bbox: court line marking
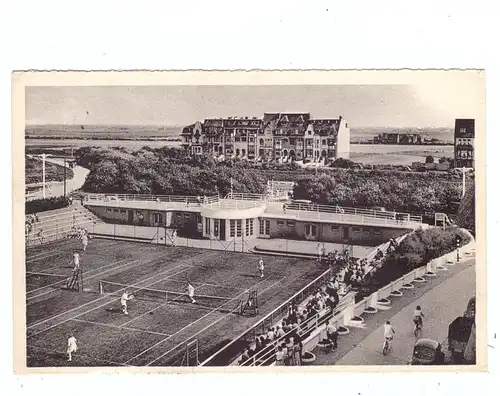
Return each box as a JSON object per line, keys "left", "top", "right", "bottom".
{"left": 26, "top": 271, "right": 69, "bottom": 278}
{"left": 28, "top": 345, "right": 130, "bottom": 367}
{"left": 70, "top": 318, "right": 171, "bottom": 337}
{"left": 26, "top": 248, "right": 175, "bottom": 298}
{"left": 119, "top": 267, "right": 246, "bottom": 328}
{"left": 143, "top": 276, "right": 288, "bottom": 366}
{"left": 27, "top": 262, "right": 193, "bottom": 333}
{"left": 125, "top": 275, "right": 282, "bottom": 365}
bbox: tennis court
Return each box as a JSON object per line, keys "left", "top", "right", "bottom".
{"left": 26, "top": 238, "right": 327, "bottom": 367}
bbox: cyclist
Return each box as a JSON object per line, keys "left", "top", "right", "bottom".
{"left": 383, "top": 321, "right": 395, "bottom": 352}
{"left": 413, "top": 305, "right": 425, "bottom": 330}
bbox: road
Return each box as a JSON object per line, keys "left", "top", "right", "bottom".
{"left": 335, "top": 262, "right": 475, "bottom": 365}
{"left": 26, "top": 157, "right": 89, "bottom": 201}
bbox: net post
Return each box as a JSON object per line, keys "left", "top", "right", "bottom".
{"left": 98, "top": 280, "right": 103, "bottom": 295}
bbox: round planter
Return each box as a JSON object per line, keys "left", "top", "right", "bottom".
{"left": 363, "top": 306, "right": 378, "bottom": 314}
{"left": 301, "top": 351, "right": 316, "bottom": 364}
{"left": 377, "top": 298, "right": 391, "bottom": 306}
{"left": 425, "top": 271, "right": 437, "bottom": 278}
{"left": 317, "top": 340, "right": 333, "bottom": 349}
{"left": 402, "top": 283, "right": 415, "bottom": 289}
{"left": 414, "top": 277, "right": 426, "bottom": 283}
{"left": 351, "top": 316, "right": 365, "bottom": 323}
{"left": 337, "top": 326, "right": 350, "bottom": 335}
{"left": 436, "top": 265, "right": 447, "bottom": 271}
{"left": 390, "top": 290, "right": 403, "bottom": 297}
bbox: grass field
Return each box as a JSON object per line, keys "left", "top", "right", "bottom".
{"left": 26, "top": 238, "right": 326, "bottom": 367}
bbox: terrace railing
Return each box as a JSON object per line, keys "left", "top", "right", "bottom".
{"left": 198, "top": 267, "right": 333, "bottom": 366}
{"left": 84, "top": 193, "right": 220, "bottom": 206}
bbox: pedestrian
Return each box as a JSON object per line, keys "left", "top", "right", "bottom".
{"left": 326, "top": 320, "right": 338, "bottom": 349}
{"left": 275, "top": 346, "right": 285, "bottom": 366}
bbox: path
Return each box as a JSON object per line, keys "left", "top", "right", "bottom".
{"left": 26, "top": 156, "right": 89, "bottom": 200}
{"left": 312, "top": 256, "right": 475, "bottom": 365}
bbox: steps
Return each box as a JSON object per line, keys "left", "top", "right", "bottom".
{"left": 26, "top": 205, "right": 104, "bottom": 247}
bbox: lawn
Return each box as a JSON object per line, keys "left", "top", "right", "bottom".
{"left": 25, "top": 157, "right": 74, "bottom": 184}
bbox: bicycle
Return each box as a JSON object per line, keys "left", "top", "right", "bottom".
{"left": 413, "top": 318, "right": 423, "bottom": 338}
{"left": 382, "top": 336, "right": 393, "bottom": 355}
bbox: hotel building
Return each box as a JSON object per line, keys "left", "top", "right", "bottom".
{"left": 181, "top": 113, "right": 350, "bottom": 162}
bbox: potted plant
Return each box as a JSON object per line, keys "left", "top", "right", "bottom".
{"left": 390, "top": 290, "right": 403, "bottom": 297}
{"left": 337, "top": 326, "right": 350, "bottom": 335}
{"left": 301, "top": 351, "right": 316, "bottom": 364}
{"left": 377, "top": 298, "right": 391, "bottom": 306}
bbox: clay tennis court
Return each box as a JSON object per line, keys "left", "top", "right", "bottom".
{"left": 25, "top": 238, "right": 327, "bottom": 367}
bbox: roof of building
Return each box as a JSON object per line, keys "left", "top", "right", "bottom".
{"left": 181, "top": 124, "right": 195, "bottom": 135}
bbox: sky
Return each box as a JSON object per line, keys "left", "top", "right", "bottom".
{"left": 25, "top": 83, "right": 484, "bottom": 128}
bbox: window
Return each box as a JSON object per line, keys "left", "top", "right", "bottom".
{"left": 113, "top": 208, "right": 119, "bottom": 213}
{"left": 230, "top": 220, "right": 236, "bottom": 237}
{"left": 205, "top": 218, "right": 211, "bottom": 235}
{"left": 249, "top": 137, "right": 254, "bottom": 143}
{"left": 242, "top": 149, "right": 246, "bottom": 156}
{"left": 241, "top": 137, "right": 247, "bottom": 142}
{"left": 277, "top": 220, "right": 285, "bottom": 226}
{"left": 176, "top": 213, "right": 182, "bottom": 218}
{"left": 120, "top": 209, "right": 126, "bottom": 214}
{"left": 236, "top": 220, "right": 242, "bottom": 237}
{"left": 353, "top": 227, "right": 361, "bottom": 233}
{"left": 286, "top": 221, "right": 295, "bottom": 227}
{"left": 259, "top": 138, "right": 264, "bottom": 145}
{"left": 331, "top": 225, "right": 339, "bottom": 231}
{"left": 259, "top": 219, "right": 265, "bottom": 234}
{"left": 322, "top": 139, "right": 327, "bottom": 146}
{"left": 214, "top": 219, "right": 219, "bottom": 236}
{"left": 374, "top": 229, "right": 381, "bottom": 235}
{"left": 153, "top": 213, "right": 162, "bottom": 224}
{"left": 460, "top": 128, "right": 466, "bottom": 134}
{"left": 183, "top": 213, "right": 191, "bottom": 219}
{"left": 106, "top": 208, "right": 112, "bottom": 213}
{"left": 363, "top": 227, "right": 370, "bottom": 234}
{"left": 245, "top": 219, "right": 253, "bottom": 236}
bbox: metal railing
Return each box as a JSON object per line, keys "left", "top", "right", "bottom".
{"left": 238, "top": 298, "right": 351, "bottom": 366}
{"left": 202, "top": 199, "right": 265, "bottom": 211}
{"left": 198, "top": 267, "right": 333, "bottom": 366}
{"left": 84, "top": 193, "right": 219, "bottom": 206}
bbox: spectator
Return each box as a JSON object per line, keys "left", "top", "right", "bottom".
{"left": 267, "top": 327, "right": 275, "bottom": 341}
{"left": 286, "top": 337, "right": 295, "bottom": 365}
{"left": 275, "top": 346, "right": 285, "bottom": 366}
{"left": 276, "top": 325, "right": 286, "bottom": 339}
{"left": 326, "top": 320, "right": 338, "bottom": 349}
{"left": 293, "top": 338, "right": 302, "bottom": 366}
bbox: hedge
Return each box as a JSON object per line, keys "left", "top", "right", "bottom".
{"left": 25, "top": 196, "right": 70, "bottom": 214}
{"left": 357, "top": 226, "right": 472, "bottom": 300}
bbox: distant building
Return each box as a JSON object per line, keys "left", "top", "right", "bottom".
{"left": 181, "top": 113, "right": 350, "bottom": 162}
{"left": 374, "top": 133, "right": 423, "bottom": 145}
{"left": 454, "top": 119, "right": 475, "bottom": 168}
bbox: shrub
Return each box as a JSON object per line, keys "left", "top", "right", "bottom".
{"left": 25, "top": 196, "right": 70, "bottom": 214}
{"left": 425, "top": 155, "right": 435, "bottom": 164}
{"left": 369, "top": 226, "right": 471, "bottom": 290}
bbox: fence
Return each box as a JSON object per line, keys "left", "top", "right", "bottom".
{"left": 198, "top": 267, "right": 335, "bottom": 366}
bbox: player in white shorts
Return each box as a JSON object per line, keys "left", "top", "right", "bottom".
{"left": 81, "top": 233, "right": 88, "bottom": 252}
{"left": 258, "top": 258, "right": 264, "bottom": 278}
{"left": 187, "top": 282, "right": 196, "bottom": 303}
{"left": 121, "top": 290, "right": 133, "bottom": 315}
{"left": 66, "top": 333, "right": 78, "bottom": 361}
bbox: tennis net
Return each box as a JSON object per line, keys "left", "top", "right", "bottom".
{"left": 26, "top": 271, "right": 71, "bottom": 291}
{"left": 99, "top": 280, "right": 243, "bottom": 313}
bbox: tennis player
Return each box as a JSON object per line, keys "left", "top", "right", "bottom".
{"left": 258, "top": 258, "right": 264, "bottom": 278}
{"left": 187, "top": 282, "right": 196, "bottom": 303}
{"left": 81, "top": 232, "right": 88, "bottom": 252}
{"left": 66, "top": 333, "right": 78, "bottom": 362}
{"left": 67, "top": 252, "right": 81, "bottom": 290}
{"left": 172, "top": 229, "right": 177, "bottom": 247}
{"left": 121, "top": 290, "right": 133, "bottom": 315}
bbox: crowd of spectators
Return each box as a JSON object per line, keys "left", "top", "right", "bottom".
{"left": 236, "top": 239, "right": 401, "bottom": 366}
{"left": 25, "top": 213, "right": 40, "bottom": 235}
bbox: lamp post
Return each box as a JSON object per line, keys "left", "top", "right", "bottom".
{"left": 41, "top": 153, "right": 47, "bottom": 199}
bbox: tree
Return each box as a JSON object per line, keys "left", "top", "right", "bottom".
{"left": 456, "top": 184, "right": 475, "bottom": 235}
{"left": 425, "top": 155, "right": 435, "bottom": 164}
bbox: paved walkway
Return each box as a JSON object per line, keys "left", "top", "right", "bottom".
{"left": 26, "top": 157, "right": 89, "bottom": 201}
{"left": 312, "top": 255, "right": 475, "bottom": 365}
